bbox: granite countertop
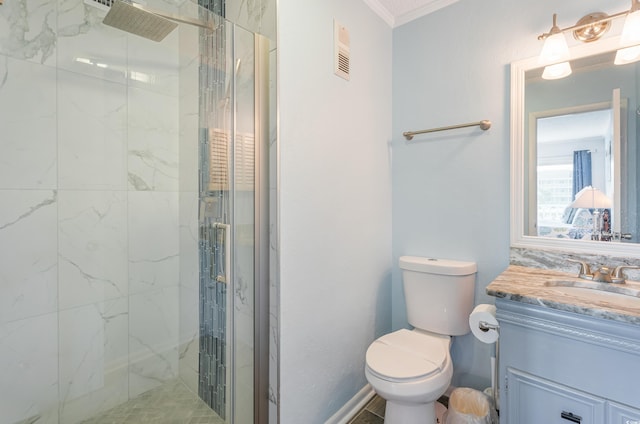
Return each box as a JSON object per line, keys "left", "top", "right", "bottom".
{"left": 487, "top": 265, "right": 640, "bottom": 325}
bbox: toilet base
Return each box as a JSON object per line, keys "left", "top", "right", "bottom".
{"left": 384, "top": 399, "right": 437, "bottom": 424}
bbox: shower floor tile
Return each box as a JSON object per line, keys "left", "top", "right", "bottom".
{"left": 80, "top": 379, "right": 224, "bottom": 424}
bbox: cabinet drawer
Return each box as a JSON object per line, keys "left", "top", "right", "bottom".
{"left": 609, "top": 402, "right": 640, "bottom": 424}
{"left": 507, "top": 368, "right": 606, "bottom": 424}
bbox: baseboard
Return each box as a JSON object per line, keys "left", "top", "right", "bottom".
{"left": 325, "top": 384, "right": 376, "bottom": 424}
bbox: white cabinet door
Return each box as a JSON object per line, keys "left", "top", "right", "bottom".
{"left": 506, "top": 368, "right": 606, "bottom": 424}
{"left": 608, "top": 402, "right": 640, "bottom": 424}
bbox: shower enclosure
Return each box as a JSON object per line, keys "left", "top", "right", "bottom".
{"left": 0, "top": 0, "right": 270, "bottom": 422}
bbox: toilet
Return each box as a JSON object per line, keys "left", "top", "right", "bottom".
{"left": 365, "top": 256, "right": 476, "bottom": 424}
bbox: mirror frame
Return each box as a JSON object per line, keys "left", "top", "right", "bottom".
{"left": 510, "top": 36, "right": 640, "bottom": 259}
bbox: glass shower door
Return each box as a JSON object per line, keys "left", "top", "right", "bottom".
{"left": 0, "top": 0, "right": 268, "bottom": 420}
{"left": 198, "top": 19, "right": 270, "bottom": 423}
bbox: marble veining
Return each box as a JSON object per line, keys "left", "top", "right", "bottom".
{"left": 226, "top": 0, "right": 273, "bottom": 39}
{"left": 487, "top": 264, "right": 640, "bottom": 325}
{"left": 0, "top": 190, "right": 56, "bottom": 230}
{"left": 510, "top": 246, "right": 640, "bottom": 280}
{"left": 58, "top": 190, "right": 128, "bottom": 309}
{"left": 0, "top": 190, "right": 58, "bottom": 324}
{"left": 0, "top": 0, "right": 57, "bottom": 65}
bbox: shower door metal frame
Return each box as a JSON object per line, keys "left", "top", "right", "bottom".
{"left": 253, "top": 33, "right": 270, "bottom": 424}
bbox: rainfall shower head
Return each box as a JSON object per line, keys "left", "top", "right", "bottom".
{"left": 103, "top": 0, "right": 178, "bottom": 42}
{"left": 102, "top": 0, "right": 216, "bottom": 42}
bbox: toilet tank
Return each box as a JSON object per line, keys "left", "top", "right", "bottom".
{"left": 400, "top": 256, "right": 477, "bottom": 336}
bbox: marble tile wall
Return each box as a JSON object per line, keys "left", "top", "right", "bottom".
{"left": 0, "top": 0, "right": 190, "bottom": 421}
{"left": 1, "top": 0, "right": 277, "bottom": 421}
{"left": 225, "top": 0, "right": 276, "bottom": 43}
{"left": 177, "top": 5, "right": 200, "bottom": 396}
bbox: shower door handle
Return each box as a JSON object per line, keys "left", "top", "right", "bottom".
{"left": 214, "top": 223, "right": 230, "bottom": 284}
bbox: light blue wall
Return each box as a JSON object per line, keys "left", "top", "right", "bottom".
{"left": 391, "top": 0, "right": 630, "bottom": 389}
{"left": 278, "top": 0, "right": 392, "bottom": 422}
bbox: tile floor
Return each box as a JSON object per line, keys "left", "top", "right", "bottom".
{"left": 77, "top": 380, "right": 453, "bottom": 424}
{"left": 79, "top": 379, "right": 224, "bottom": 424}
{"left": 348, "top": 395, "right": 450, "bottom": 424}
{"left": 347, "top": 395, "right": 386, "bottom": 424}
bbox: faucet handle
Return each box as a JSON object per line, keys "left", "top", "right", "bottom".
{"left": 568, "top": 259, "right": 591, "bottom": 276}
{"left": 612, "top": 265, "right": 640, "bottom": 279}
{"left": 598, "top": 266, "right": 612, "bottom": 276}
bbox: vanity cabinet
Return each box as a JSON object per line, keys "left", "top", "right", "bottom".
{"left": 495, "top": 299, "right": 640, "bottom": 424}
{"left": 609, "top": 402, "right": 640, "bottom": 424}
{"left": 506, "top": 368, "right": 606, "bottom": 424}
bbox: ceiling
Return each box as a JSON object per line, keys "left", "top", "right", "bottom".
{"left": 362, "top": 0, "right": 459, "bottom": 27}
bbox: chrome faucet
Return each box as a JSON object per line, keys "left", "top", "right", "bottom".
{"left": 569, "top": 259, "right": 639, "bottom": 284}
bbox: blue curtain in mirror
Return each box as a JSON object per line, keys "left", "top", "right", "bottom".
{"left": 572, "top": 150, "right": 592, "bottom": 199}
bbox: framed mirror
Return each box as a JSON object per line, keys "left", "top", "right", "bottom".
{"left": 511, "top": 37, "right": 640, "bottom": 258}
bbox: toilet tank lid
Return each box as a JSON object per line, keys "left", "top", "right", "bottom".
{"left": 399, "top": 256, "right": 477, "bottom": 275}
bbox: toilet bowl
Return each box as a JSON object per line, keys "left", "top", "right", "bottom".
{"left": 365, "top": 256, "right": 477, "bottom": 424}
{"left": 365, "top": 329, "right": 452, "bottom": 423}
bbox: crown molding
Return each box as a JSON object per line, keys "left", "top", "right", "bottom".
{"left": 394, "top": 0, "right": 459, "bottom": 27}
{"left": 362, "top": 0, "right": 459, "bottom": 28}
{"left": 361, "top": 0, "right": 395, "bottom": 27}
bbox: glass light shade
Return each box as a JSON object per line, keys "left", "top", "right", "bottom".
{"left": 542, "top": 62, "right": 572, "bottom": 80}
{"left": 615, "top": 9, "right": 640, "bottom": 65}
{"left": 539, "top": 32, "right": 570, "bottom": 64}
{"left": 570, "top": 186, "right": 613, "bottom": 209}
{"left": 620, "top": 9, "right": 640, "bottom": 47}
{"left": 615, "top": 45, "right": 640, "bottom": 64}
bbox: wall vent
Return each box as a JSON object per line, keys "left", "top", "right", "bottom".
{"left": 334, "top": 20, "right": 350, "bottom": 81}
{"left": 84, "top": 0, "right": 146, "bottom": 12}
{"left": 84, "top": 0, "right": 115, "bottom": 12}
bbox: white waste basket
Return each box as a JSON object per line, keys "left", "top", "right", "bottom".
{"left": 443, "top": 387, "right": 496, "bottom": 424}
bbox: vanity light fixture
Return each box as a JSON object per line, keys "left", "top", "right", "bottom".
{"left": 538, "top": 0, "right": 640, "bottom": 78}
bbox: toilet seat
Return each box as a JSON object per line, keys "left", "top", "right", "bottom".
{"left": 366, "top": 329, "right": 449, "bottom": 382}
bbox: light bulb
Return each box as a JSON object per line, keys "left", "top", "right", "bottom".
{"left": 542, "top": 62, "right": 572, "bottom": 80}
{"left": 615, "top": 45, "right": 640, "bottom": 64}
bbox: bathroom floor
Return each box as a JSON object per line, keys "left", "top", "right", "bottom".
{"left": 347, "top": 395, "right": 386, "bottom": 424}
{"left": 348, "top": 395, "right": 449, "bottom": 424}
{"left": 79, "top": 379, "right": 224, "bottom": 424}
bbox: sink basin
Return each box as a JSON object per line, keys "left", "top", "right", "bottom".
{"left": 544, "top": 279, "right": 640, "bottom": 308}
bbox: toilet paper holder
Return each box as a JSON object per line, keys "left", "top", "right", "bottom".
{"left": 477, "top": 319, "right": 500, "bottom": 413}
{"left": 478, "top": 320, "right": 499, "bottom": 332}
